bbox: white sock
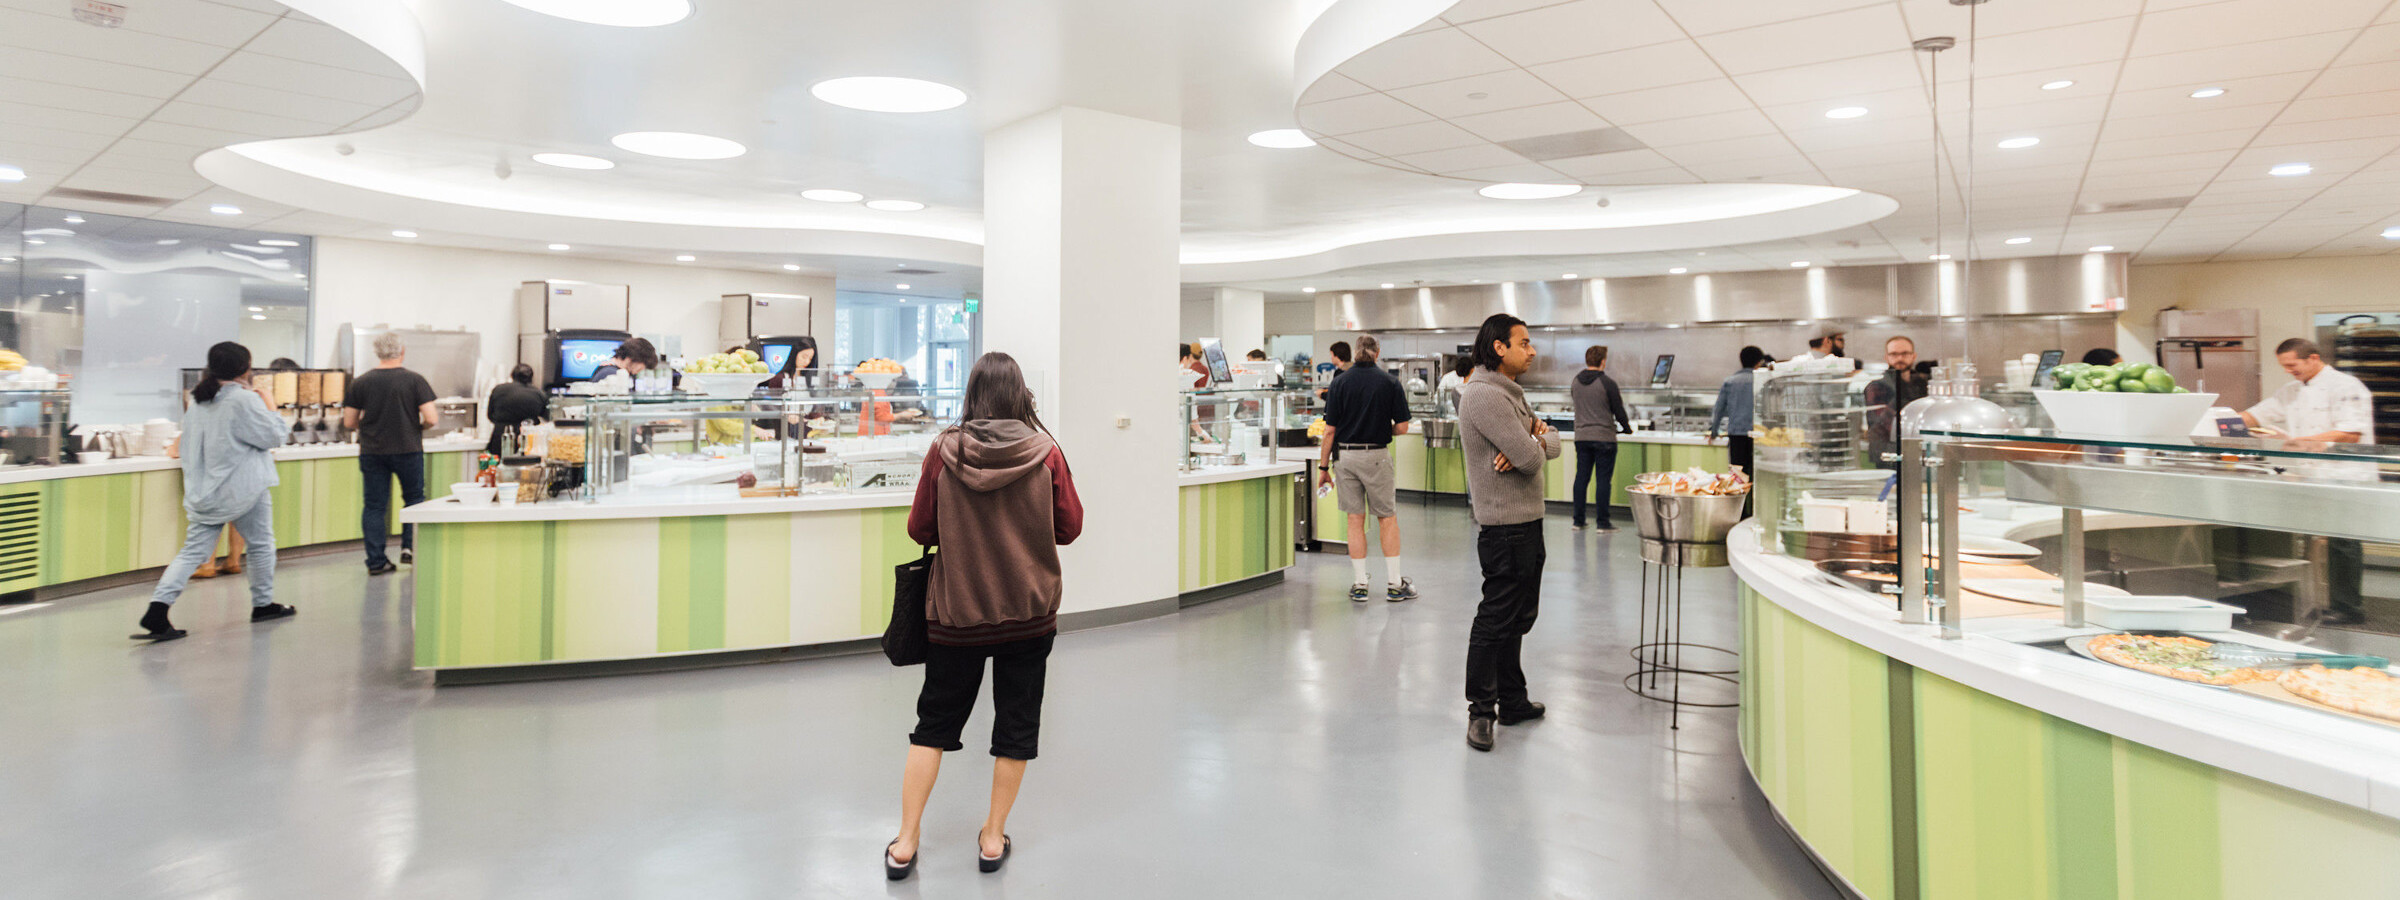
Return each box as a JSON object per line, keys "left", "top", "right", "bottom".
{"left": 1351, "top": 557, "right": 1369, "bottom": 584}
{"left": 1386, "top": 556, "right": 1404, "bottom": 585}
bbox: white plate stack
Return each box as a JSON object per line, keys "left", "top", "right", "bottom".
{"left": 141, "top": 420, "right": 178, "bottom": 456}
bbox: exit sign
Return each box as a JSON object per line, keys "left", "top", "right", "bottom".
{"left": 963, "top": 298, "right": 980, "bottom": 313}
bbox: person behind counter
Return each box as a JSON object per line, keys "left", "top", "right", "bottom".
{"left": 135, "top": 341, "right": 295, "bottom": 641}
{"left": 1863, "top": 335, "right": 1926, "bottom": 469}
{"left": 1457, "top": 313, "right": 1560, "bottom": 752}
{"left": 1568, "top": 346, "right": 1632, "bottom": 533}
{"left": 887, "top": 351, "right": 1084, "bottom": 881}
{"left": 485, "top": 364, "right": 548, "bottom": 455}
{"left": 589, "top": 337, "right": 662, "bottom": 392}
{"left": 1319, "top": 334, "right": 1416, "bottom": 602}
{"left": 344, "top": 332, "right": 436, "bottom": 575}
{"left": 1315, "top": 340, "right": 1353, "bottom": 401}
{"left": 1709, "top": 346, "right": 1770, "bottom": 477}
{"left": 2082, "top": 348, "right": 2122, "bottom": 367}
{"left": 2243, "top": 338, "right": 2377, "bottom": 626}
{"left": 1178, "top": 343, "right": 1208, "bottom": 389}
{"left": 1245, "top": 349, "right": 1267, "bottom": 361}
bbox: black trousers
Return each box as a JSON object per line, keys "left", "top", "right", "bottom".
{"left": 1727, "top": 435, "right": 1754, "bottom": 477}
{"left": 1466, "top": 521, "right": 1545, "bottom": 720}
{"left": 909, "top": 632, "right": 1055, "bottom": 760}
{"left": 1570, "top": 441, "right": 1618, "bottom": 528}
{"left": 359, "top": 452, "right": 425, "bottom": 569}
{"left": 2329, "top": 537, "right": 2365, "bottom": 619}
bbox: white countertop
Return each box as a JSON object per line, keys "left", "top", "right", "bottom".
{"left": 0, "top": 435, "right": 486, "bottom": 486}
{"left": 1177, "top": 460, "right": 1304, "bottom": 487}
{"left": 1731, "top": 521, "right": 2400, "bottom": 820}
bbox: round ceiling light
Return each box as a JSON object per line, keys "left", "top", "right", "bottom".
{"left": 532, "top": 152, "right": 615, "bottom": 170}
{"left": 610, "top": 131, "right": 746, "bottom": 160}
{"left": 2382, "top": 226, "right": 2400, "bottom": 240}
{"left": 2269, "top": 162, "right": 2312, "bottom": 177}
{"left": 809, "top": 76, "right": 968, "bottom": 113}
{"left": 1996, "top": 136, "right": 2041, "bottom": 149}
{"left": 801, "top": 189, "right": 864, "bottom": 203}
{"left": 865, "top": 199, "right": 925, "bottom": 212}
{"left": 1477, "top": 183, "right": 1582, "bottom": 200}
{"left": 1823, "top": 106, "right": 1868, "bottom": 119}
{"left": 498, "top": 0, "right": 691, "bottom": 27}
{"left": 0, "top": 164, "right": 23, "bottom": 182}
{"left": 2041, "top": 80, "right": 2075, "bottom": 91}
{"left": 2189, "top": 87, "right": 2226, "bottom": 99}
{"left": 2004, "top": 236, "right": 2033, "bottom": 245}
{"left": 1247, "top": 129, "right": 1316, "bottom": 148}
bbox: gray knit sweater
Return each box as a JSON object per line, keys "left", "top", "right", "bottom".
{"left": 1460, "top": 366, "right": 1562, "bottom": 526}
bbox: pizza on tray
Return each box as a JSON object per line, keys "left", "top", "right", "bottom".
{"left": 2278, "top": 665, "right": 2400, "bottom": 723}
{"left": 2085, "top": 634, "right": 2277, "bottom": 686}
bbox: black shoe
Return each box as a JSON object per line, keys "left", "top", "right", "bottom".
{"left": 401, "top": 549, "right": 413, "bottom": 565}
{"left": 2322, "top": 608, "right": 2368, "bottom": 627}
{"left": 367, "top": 562, "right": 399, "bottom": 576}
{"left": 251, "top": 603, "right": 297, "bottom": 622}
{"left": 1467, "top": 717, "right": 1495, "bottom": 751}
{"left": 884, "top": 840, "right": 915, "bottom": 881}
{"left": 977, "top": 833, "right": 1011, "bottom": 873}
{"left": 131, "top": 601, "right": 187, "bottom": 642}
{"left": 1499, "top": 702, "right": 1546, "bottom": 725}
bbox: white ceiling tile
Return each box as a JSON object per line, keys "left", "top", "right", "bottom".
{"left": 1439, "top": 0, "right": 1579, "bottom": 25}
{"left": 2131, "top": 0, "right": 2386, "bottom": 57}
{"left": 2253, "top": 115, "right": 2400, "bottom": 146}
{"left": 101, "top": 0, "right": 277, "bottom": 48}
{"left": 1299, "top": 92, "right": 1435, "bottom": 136}
{"left": 1529, "top": 41, "right": 1725, "bottom": 99}
{"left": 2116, "top": 32, "right": 2352, "bottom": 91}
{"left": 203, "top": 0, "right": 292, "bottom": 15}
{"left": 1545, "top": 149, "right": 1678, "bottom": 178}
{"left": 2092, "top": 129, "right": 2257, "bottom": 160}
{"left": 1693, "top": 5, "right": 1914, "bottom": 76}
{"left": 1895, "top": 0, "right": 2145, "bottom": 39}
{"left": 0, "top": 6, "right": 231, "bottom": 76}
{"left": 147, "top": 102, "right": 324, "bottom": 140}
{"left": 1386, "top": 69, "right": 1571, "bottom": 119}
{"left": 178, "top": 77, "right": 382, "bottom": 125}
{"left": 2304, "top": 60, "right": 2400, "bottom": 100}
{"left": 0, "top": 45, "right": 198, "bottom": 99}
{"left": 1619, "top": 109, "right": 1777, "bottom": 148}
{"left": 1578, "top": 166, "right": 1697, "bottom": 186}
{"left": 1577, "top": 80, "right": 1756, "bottom": 126}
{"left": 1448, "top": 100, "right": 1610, "bottom": 142}
{"left": 1449, "top": 161, "right": 1584, "bottom": 183}
{"left": 58, "top": 165, "right": 210, "bottom": 199}
{"left": 121, "top": 120, "right": 258, "bottom": 151}
{"left": 1785, "top": 116, "right": 1935, "bottom": 154}
{"left": 1732, "top": 51, "right": 1922, "bottom": 108}
{"left": 2100, "top": 103, "right": 2283, "bottom": 141}
{"left": 0, "top": 142, "right": 99, "bottom": 168}
{"left": 1458, "top": 1, "right": 1688, "bottom": 67}
{"left": 2085, "top": 150, "right": 2237, "bottom": 175}
{"left": 1654, "top": 0, "right": 1885, "bottom": 36}
{"left": 239, "top": 17, "right": 401, "bottom": 76}
{"left": 1758, "top": 87, "right": 1927, "bottom": 133}
{"left": 1387, "top": 143, "right": 1534, "bottom": 176}
{"left": 1930, "top": 18, "right": 2138, "bottom": 80}
{"left": 2227, "top": 136, "right": 2400, "bottom": 166}
{"left": 2278, "top": 91, "right": 2400, "bottom": 124}
{"left": 0, "top": 75, "right": 161, "bottom": 119}
{"left": 2104, "top": 73, "right": 2317, "bottom": 119}
{"left": 1683, "top": 158, "right": 1821, "bottom": 182}
{"left": 90, "top": 138, "right": 207, "bottom": 167}
{"left": 1332, "top": 26, "right": 1517, "bottom": 90}
{"left": 1298, "top": 73, "right": 1374, "bottom": 105}
{"left": 203, "top": 53, "right": 418, "bottom": 107}
{"left": 1332, "top": 120, "right": 1486, "bottom": 157}
{"left": 1654, "top": 134, "right": 1801, "bottom": 166}
{"left": 0, "top": 99, "right": 138, "bottom": 140}
{"left": 2336, "top": 23, "right": 2400, "bottom": 66}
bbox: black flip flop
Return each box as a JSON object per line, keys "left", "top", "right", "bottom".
{"left": 978, "top": 834, "right": 1011, "bottom": 874}
{"left": 884, "top": 839, "right": 915, "bottom": 881}
{"left": 129, "top": 629, "right": 188, "bottom": 642}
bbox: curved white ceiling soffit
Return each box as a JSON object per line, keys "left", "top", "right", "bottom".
{"left": 276, "top": 0, "right": 427, "bottom": 88}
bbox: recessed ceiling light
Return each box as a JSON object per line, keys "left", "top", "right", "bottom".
{"left": 609, "top": 131, "right": 746, "bottom": 160}
{"left": 895, "top": 283, "right": 910, "bottom": 290}
{"left": 156, "top": 239, "right": 180, "bottom": 245}
{"left": 783, "top": 264, "right": 801, "bottom": 271}
{"left": 531, "top": 152, "right": 615, "bottom": 170}
{"left": 1247, "top": 129, "right": 1316, "bottom": 149}
{"left": 2189, "top": 87, "right": 2226, "bottom": 99}
{"left": 801, "top": 189, "right": 863, "bottom": 203}
{"left": 1996, "top": 137, "right": 2040, "bottom": 150}
{"left": 246, "top": 306, "right": 263, "bottom": 312}
{"left": 63, "top": 274, "right": 77, "bottom": 280}
{"left": 1929, "top": 253, "right": 1950, "bottom": 260}
{"left": 1668, "top": 267, "right": 1688, "bottom": 274}
{"left": 391, "top": 230, "right": 417, "bottom": 238}
{"left": 2381, "top": 226, "right": 2400, "bottom": 240}
{"left": 1302, "top": 287, "right": 1317, "bottom": 293}
{"left": 1824, "top": 106, "right": 1868, "bottom": 119}
{"left": 1380, "top": 283, "right": 1395, "bottom": 289}
{"left": 2269, "top": 162, "right": 2312, "bottom": 176}
{"left": 2088, "top": 245, "right": 2115, "bottom": 252}
{"left": 675, "top": 254, "right": 695, "bottom": 262}
{"left": 498, "top": 0, "right": 690, "bottom": 27}
{"left": 548, "top": 243, "right": 570, "bottom": 251}
{"left": 257, "top": 239, "right": 298, "bottom": 247}
{"left": 2041, "top": 80, "right": 2075, "bottom": 91}
{"left": 0, "top": 165, "right": 23, "bottom": 182}
{"left": 1478, "top": 183, "right": 1582, "bottom": 200}
{"left": 1561, "top": 273, "right": 1578, "bottom": 279}
{"left": 250, "top": 314, "right": 265, "bottom": 320}
{"left": 809, "top": 76, "right": 968, "bottom": 113}
{"left": 864, "top": 199, "right": 925, "bottom": 212}
{"left": 24, "top": 239, "right": 42, "bottom": 245}
{"left": 209, "top": 204, "right": 243, "bottom": 215}
{"left": 1789, "top": 261, "right": 1810, "bottom": 268}
{"left": 61, "top": 216, "right": 82, "bottom": 224}
{"left": 2005, "top": 236, "right": 2033, "bottom": 245}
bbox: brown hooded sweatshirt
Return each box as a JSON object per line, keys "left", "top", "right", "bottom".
{"left": 906, "top": 419, "right": 1084, "bottom": 645}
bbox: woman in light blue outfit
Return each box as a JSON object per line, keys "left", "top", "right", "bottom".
{"left": 134, "top": 342, "right": 294, "bottom": 641}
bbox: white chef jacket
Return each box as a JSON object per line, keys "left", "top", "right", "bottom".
{"left": 2248, "top": 365, "right": 2377, "bottom": 480}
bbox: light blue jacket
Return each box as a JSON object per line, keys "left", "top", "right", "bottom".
{"left": 1711, "top": 369, "right": 1759, "bottom": 437}
{"left": 180, "top": 383, "right": 286, "bottom": 524}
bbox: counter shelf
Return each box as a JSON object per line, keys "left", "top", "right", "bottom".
{"left": 0, "top": 389, "right": 70, "bottom": 469}
{"left": 1180, "top": 387, "right": 1287, "bottom": 471}
{"left": 1753, "top": 372, "right": 1882, "bottom": 562}
{"left": 575, "top": 390, "right": 961, "bottom": 502}
{"left": 1619, "top": 386, "right": 1720, "bottom": 435}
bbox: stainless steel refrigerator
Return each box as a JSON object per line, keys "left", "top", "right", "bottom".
{"left": 2156, "top": 309, "right": 2258, "bottom": 412}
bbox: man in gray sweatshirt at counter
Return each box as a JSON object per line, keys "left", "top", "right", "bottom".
{"left": 1457, "top": 313, "right": 1561, "bottom": 752}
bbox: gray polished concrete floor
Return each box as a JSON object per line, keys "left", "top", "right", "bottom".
{"left": 0, "top": 500, "right": 1836, "bottom": 899}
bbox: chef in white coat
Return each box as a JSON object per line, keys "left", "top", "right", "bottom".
{"left": 2241, "top": 337, "right": 2377, "bottom": 625}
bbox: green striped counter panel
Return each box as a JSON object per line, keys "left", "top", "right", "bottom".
{"left": 1177, "top": 473, "right": 1295, "bottom": 594}
{"left": 1738, "top": 585, "right": 2400, "bottom": 899}
{"left": 33, "top": 450, "right": 470, "bottom": 593}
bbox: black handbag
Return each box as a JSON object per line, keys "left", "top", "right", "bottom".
{"left": 883, "top": 551, "right": 934, "bottom": 666}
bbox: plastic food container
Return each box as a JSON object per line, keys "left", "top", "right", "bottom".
{"left": 449, "top": 483, "right": 498, "bottom": 504}
{"left": 2084, "top": 595, "right": 2240, "bottom": 632}
{"left": 2032, "top": 390, "right": 2218, "bottom": 438}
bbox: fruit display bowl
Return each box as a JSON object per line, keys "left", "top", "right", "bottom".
{"left": 2032, "top": 390, "right": 2218, "bottom": 438}
{"left": 853, "top": 371, "right": 900, "bottom": 390}
{"left": 676, "top": 372, "right": 772, "bottom": 397}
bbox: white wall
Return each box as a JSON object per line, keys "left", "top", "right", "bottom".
{"left": 1265, "top": 299, "right": 1314, "bottom": 336}
{"left": 311, "top": 238, "right": 834, "bottom": 379}
{"left": 2126, "top": 256, "right": 2400, "bottom": 395}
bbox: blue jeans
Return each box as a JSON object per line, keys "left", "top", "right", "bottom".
{"left": 152, "top": 495, "right": 275, "bottom": 607}
{"left": 1570, "top": 440, "right": 1618, "bottom": 527}
{"left": 360, "top": 452, "right": 425, "bottom": 568}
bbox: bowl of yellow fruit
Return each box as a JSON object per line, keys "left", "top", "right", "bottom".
{"left": 678, "top": 349, "right": 774, "bottom": 396}
{"left": 853, "top": 358, "right": 904, "bottom": 390}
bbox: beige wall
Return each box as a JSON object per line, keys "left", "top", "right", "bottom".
{"left": 312, "top": 238, "right": 835, "bottom": 386}
{"left": 2126, "top": 255, "right": 2400, "bottom": 395}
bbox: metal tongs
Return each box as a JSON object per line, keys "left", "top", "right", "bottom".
{"left": 2205, "top": 646, "right": 2388, "bottom": 670}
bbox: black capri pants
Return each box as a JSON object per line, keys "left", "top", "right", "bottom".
{"left": 908, "top": 632, "right": 1056, "bottom": 760}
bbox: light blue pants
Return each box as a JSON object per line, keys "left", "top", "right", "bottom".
{"left": 151, "top": 495, "right": 275, "bottom": 607}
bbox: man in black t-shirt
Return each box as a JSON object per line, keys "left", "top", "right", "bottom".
{"left": 1317, "top": 335, "right": 1416, "bottom": 602}
{"left": 343, "top": 332, "right": 437, "bottom": 575}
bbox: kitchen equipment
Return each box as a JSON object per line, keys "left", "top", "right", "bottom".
{"left": 428, "top": 399, "right": 478, "bottom": 439}
{"left": 2157, "top": 309, "right": 2258, "bottom": 412}
{"left": 720, "top": 293, "right": 813, "bottom": 350}
{"left": 335, "top": 325, "right": 483, "bottom": 400}
{"left": 2032, "top": 390, "right": 2218, "bottom": 437}
{"left": 1419, "top": 417, "right": 1461, "bottom": 449}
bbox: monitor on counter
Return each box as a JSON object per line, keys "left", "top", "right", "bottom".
{"left": 558, "top": 338, "right": 619, "bottom": 381}
{"left": 1650, "top": 354, "right": 1675, "bottom": 387}
{"left": 2032, "top": 349, "right": 2064, "bottom": 388}
{"left": 1199, "top": 338, "right": 1233, "bottom": 384}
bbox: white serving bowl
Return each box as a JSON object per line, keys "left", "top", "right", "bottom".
{"left": 2032, "top": 390, "right": 2218, "bottom": 438}
{"left": 676, "top": 372, "right": 772, "bottom": 397}
{"left": 449, "top": 483, "right": 498, "bottom": 504}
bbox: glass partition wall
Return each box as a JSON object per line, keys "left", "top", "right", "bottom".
{"left": 1, "top": 202, "right": 312, "bottom": 427}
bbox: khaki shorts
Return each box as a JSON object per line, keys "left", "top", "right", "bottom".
{"left": 1334, "top": 448, "right": 1397, "bottom": 519}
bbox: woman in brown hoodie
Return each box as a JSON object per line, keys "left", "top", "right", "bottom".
{"left": 886, "top": 352, "right": 1084, "bottom": 880}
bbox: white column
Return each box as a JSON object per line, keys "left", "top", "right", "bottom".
{"left": 1212, "top": 287, "right": 1265, "bottom": 358}
{"left": 982, "top": 106, "right": 1182, "bottom": 614}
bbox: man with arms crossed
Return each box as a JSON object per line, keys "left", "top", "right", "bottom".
{"left": 2243, "top": 338, "right": 2377, "bottom": 626}
{"left": 1318, "top": 335, "right": 1416, "bottom": 602}
{"left": 1457, "top": 314, "right": 1560, "bottom": 751}
{"left": 343, "top": 333, "right": 438, "bottom": 575}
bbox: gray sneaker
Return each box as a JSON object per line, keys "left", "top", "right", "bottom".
{"left": 1387, "top": 579, "right": 1418, "bottom": 602}
{"left": 1350, "top": 583, "right": 1370, "bottom": 602}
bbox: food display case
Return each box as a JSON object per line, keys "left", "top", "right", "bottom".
{"left": 1618, "top": 386, "right": 1718, "bottom": 434}
{"left": 1751, "top": 372, "right": 1884, "bottom": 563}
{"left": 1181, "top": 387, "right": 1285, "bottom": 469}
{"left": 0, "top": 389, "right": 70, "bottom": 467}
{"left": 576, "top": 380, "right": 962, "bottom": 501}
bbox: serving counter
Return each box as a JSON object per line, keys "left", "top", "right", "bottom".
{"left": 1297, "top": 430, "right": 1728, "bottom": 545}
{"left": 2, "top": 436, "right": 480, "bottom": 596}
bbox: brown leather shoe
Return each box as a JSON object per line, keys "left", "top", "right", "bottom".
{"left": 220, "top": 556, "right": 242, "bottom": 574}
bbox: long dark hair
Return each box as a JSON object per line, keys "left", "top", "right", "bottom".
{"left": 776, "top": 336, "right": 819, "bottom": 380}
{"left": 193, "top": 341, "right": 253, "bottom": 403}
{"left": 955, "top": 351, "right": 1044, "bottom": 433}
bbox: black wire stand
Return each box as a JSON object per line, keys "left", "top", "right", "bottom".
{"left": 1624, "top": 536, "right": 1739, "bottom": 729}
